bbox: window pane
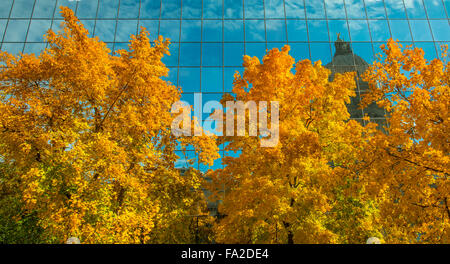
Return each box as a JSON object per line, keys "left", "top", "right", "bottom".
{"left": 245, "top": 42, "right": 266, "bottom": 59}
{"left": 289, "top": 43, "right": 310, "bottom": 62}
{"left": 180, "top": 43, "right": 201, "bottom": 66}
{"left": 95, "top": 20, "right": 117, "bottom": 42}
{"left": 287, "top": 20, "right": 308, "bottom": 42}
{"left": 429, "top": 20, "right": 450, "bottom": 41}
{"left": 161, "top": 0, "right": 181, "bottom": 19}
{"left": 365, "top": 0, "right": 386, "bottom": 18}
{"left": 325, "top": 0, "right": 346, "bottom": 19}
{"left": 141, "top": 0, "right": 161, "bottom": 18}
{"left": 352, "top": 42, "right": 374, "bottom": 64}
{"left": 11, "top": 0, "right": 34, "bottom": 18}
{"left": 224, "top": 67, "right": 243, "bottom": 92}
{"left": 203, "top": 20, "right": 222, "bottom": 42}
{"left": 163, "top": 67, "right": 178, "bottom": 85}
{"left": 224, "top": 0, "right": 243, "bottom": 18}
{"left": 424, "top": 0, "right": 447, "bottom": 18}
{"left": 115, "top": 20, "right": 138, "bottom": 42}
{"left": 224, "top": 20, "right": 244, "bottom": 42}
{"left": 404, "top": 0, "right": 427, "bottom": 18}
{"left": 328, "top": 20, "right": 350, "bottom": 42}
{"left": 245, "top": 20, "right": 265, "bottom": 42}
{"left": 181, "top": 20, "right": 201, "bottom": 42}
{"left": 266, "top": 20, "right": 286, "bottom": 42}
{"left": 414, "top": 42, "right": 437, "bottom": 61}
{"left": 202, "top": 68, "right": 223, "bottom": 92}
{"left": 179, "top": 68, "right": 200, "bottom": 92}
{"left": 384, "top": 0, "right": 407, "bottom": 18}
{"left": 348, "top": 20, "right": 371, "bottom": 41}
{"left": 77, "top": 0, "right": 98, "bottom": 18}
{"left": 161, "top": 42, "right": 178, "bottom": 66}
{"left": 33, "top": 0, "right": 56, "bottom": 18}
{"left": 409, "top": 20, "right": 433, "bottom": 41}
{"left": 27, "top": 20, "right": 52, "bottom": 42}
{"left": 4, "top": 20, "right": 29, "bottom": 42}
{"left": 368, "top": 19, "right": 391, "bottom": 42}
{"left": 265, "top": 0, "right": 285, "bottom": 19}
{"left": 119, "top": 0, "right": 140, "bottom": 19}
{"left": 345, "top": 0, "right": 366, "bottom": 19}
{"left": 305, "top": 0, "right": 325, "bottom": 18}
{"left": 160, "top": 20, "right": 180, "bottom": 42}
{"left": 224, "top": 43, "right": 244, "bottom": 66}
{"left": 389, "top": 20, "right": 412, "bottom": 41}
{"left": 97, "top": 0, "right": 119, "bottom": 19}
{"left": 183, "top": 0, "right": 202, "bottom": 18}
{"left": 1, "top": 43, "right": 25, "bottom": 55}
{"left": 308, "top": 20, "right": 329, "bottom": 41}
{"left": 310, "top": 42, "right": 331, "bottom": 64}
{"left": 139, "top": 20, "right": 159, "bottom": 40}
{"left": 202, "top": 43, "right": 223, "bottom": 66}
{"left": 23, "top": 42, "right": 46, "bottom": 55}
{"left": 285, "top": 0, "right": 305, "bottom": 19}
{"left": 0, "top": 20, "right": 7, "bottom": 40}
{"left": 245, "top": 0, "right": 264, "bottom": 18}
{"left": 204, "top": 0, "right": 222, "bottom": 19}
{"left": 0, "top": 0, "right": 13, "bottom": 18}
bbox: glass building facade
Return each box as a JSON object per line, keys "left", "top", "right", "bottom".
{"left": 1, "top": 0, "right": 449, "bottom": 172}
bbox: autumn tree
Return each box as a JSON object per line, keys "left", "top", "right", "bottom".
{"left": 207, "top": 46, "right": 382, "bottom": 244}
{"left": 358, "top": 40, "right": 449, "bottom": 243}
{"left": 0, "top": 7, "right": 219, "bottom": 243}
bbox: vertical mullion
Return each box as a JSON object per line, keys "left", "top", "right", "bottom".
{"left": 22, "top": 0, "right": 37, "bottom": 54}
{"left": 92, "top": 0, "right": 101, "bottom": 42}
{"left": 263, "top": 0, "right": 267, "bottom": 49}
{"left": 137, "top": 0, "right": 142, "bottom": 35}
{"left": 112, "top": 0, "right": 121, "bottom": 52}
{"left": 397, "top": 0, "right": 415, "bottom": 47}
{"left": 322, "top": 0, "right": 332, "bottom": 66}
{"left": 46, "top": 0, "right": 59, "bottom": 49}
{"left": 421, "top": 0, "right": 440, "bottom": 57}
{"left": 282, "top": 0, "right": 288, "bottom": 45}
{"left": 342, "top": 0, "right": 366, "bottom": 123}
{"left": 303, "top": 0, "right": 311, "bottom": 60}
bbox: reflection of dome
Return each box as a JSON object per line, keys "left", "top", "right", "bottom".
{"left": 324, "top": 34, "right": 385, "bottom": 122}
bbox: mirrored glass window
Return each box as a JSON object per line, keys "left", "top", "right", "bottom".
{"left": 183, "top": 0, "right": 202, "bottom": 19}
{"left": 27, "top": 20, "right": 52, "bottom": 42}
{"left": 245, "top": 20, "right": 266, "bottom": 42}
{"left": 4, "top": 20, "right": 29, "bottom": 42}
{"left": 180, "top": 43, "right": 201, "bottom": 66}
{"left": 325, "top": 0, "right": 346, "bottom": 19}
{"left": 305, "top": 0, "right": 326, "bottom": 18}
{"left": 389, "top": 20, "right": 412, "bottom": 41}
{"left": 119, "top": 0, "right": 140, "bottom": 19}
{"left": 115, "top": 20, "right": 138, "bottom": 42}
{"left": 203, "top": 20, "right": 223, "bottom": 42}
{"left": 204, "top": 0, "right": 223, "bottom": 19}
{"left": 202, "top": 68, "right": 223, "bottom": 92}
{"left": 245, "top": 0, "right": 265, "bottom": 19}
{"left": 266, "top": 20, "right": 286, "bottom": 42}
{"left": 224, "top": 43, "right": 244, "bottom": 66}
{"left": 179, "top": 67, "right": 200, "bottom": 92}
{"left": 285, "top": 0, "right": 305, "bottom": 19}
{"left": 202, "top": 43, "right": 223, "bottom": 66}
{"left": 345, "top": 0, "right": 366, "bottom": 19}
{"left": 286, "top": 20, "right": 308, "bottom": 42}
{"left": 33, "top": 0, "right": 56, "bottom": 18}
{"left": 224, "top": 0, "right": 243, "bottom": 18}
{"left": 141, "top": 0, "right": 161, "bottom": 18}
{"left": 181, "top": 20, "right": 201, "bottom": 42}
{"left": 409, "top": 20, "right": 433, "bottom": 41}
